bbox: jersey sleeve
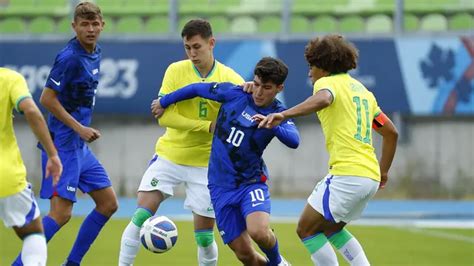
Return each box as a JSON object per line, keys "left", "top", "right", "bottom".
{"left": 45, "top": 53, "right": 78, "bottom": 93}
{"left": 158, "top": 63, "right": 176, "bottom": 96}
{"left": 370, "top": 92, "right": 382, "bottom": 118}
{"left": 160, "top": 82, "right": 239, "bottom": 108}
{"left": 9, "top": 71, "right": 32, "bottom": 113}
{"left": 272, "top": 119, "right": 300, "bottom": 149}
{"left": 313, "top": 78, "right": 336, "bottom": 102}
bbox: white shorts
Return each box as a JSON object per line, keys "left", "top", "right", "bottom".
{"left": 0, "top": 184, "right": 40, "bottom": 227}
{"left": 138, "top": 154, "right": 215, "bottom": 218}
{"left": 308, "top": 174, "right": 379, "bottom": 223}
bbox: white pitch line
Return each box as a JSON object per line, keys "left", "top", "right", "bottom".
{"left": 395, "top": 227, "right": 474, "bottom": 244}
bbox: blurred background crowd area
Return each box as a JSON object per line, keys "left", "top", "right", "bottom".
{"left": 0, "top": 0, "right": 472, "bottom": 35}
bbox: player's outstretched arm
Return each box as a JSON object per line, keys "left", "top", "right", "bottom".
{"left": 273, "top": 120, "right": 300, "bottom": 149}
{"left": 40, "top": 87, "right": 100, "bottom": 143}
{"left": 373, "top": 113, "right": 398, "bottom": 189}
{"left": 19, "top": 98, "right": 62, "bottom": 184}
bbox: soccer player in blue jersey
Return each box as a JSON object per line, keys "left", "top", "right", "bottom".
{"left": 152, "top": 57, "right": 299, "bottom": 266}
{"left": 12, "top": 2, "right": 118, "bottom": 266}
{"left": 119, "top": 19, "right": 243, "bottom": 266}
{"left": 257, "top": 35, "right": 398, "bottom": 266}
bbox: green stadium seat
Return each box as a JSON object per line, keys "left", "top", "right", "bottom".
{"left": 208, "top": 16, "right": 230, "bottom": 34}
{"left": 404, "top": 13, "right": 419, "bottom": 31}
{"left": 312, "top": 15, "right": 337, "bottom": 32}
{"left": 0, "top": 18, "right": 26, "bottom": 33}
{"left": 366, "top": 14, "right": 392, "bottom": 33}
{"left": 29, "top": 16, "right": 55, "bottom": 34}
{"left": 339, "top": 15, "right": 365, "bottom": 33}
{"left": 230, "top": 16, "right": 257, "bottom": 34}
{"left": 114, "top": 16, "right": 143, "bottom": 33}
{"left": 291, "top": 15, "right": 310, "bottom": 33}
{"left": 144, "top": 16, "right": 169, "bottom": 33}
{"left": 419, "top": 13, "right": 448, "bottom": 31}
{"left": 449, "top": 13, "right": 473, "bottom": 30}
{"left": 101, "top": 16, "right": 115, "bottom": 33}
{"left": 57, "top": 17, "right": 72, "bottom": 34}
{"left": 258, "top": 16, "right": 281, "bottom": 33}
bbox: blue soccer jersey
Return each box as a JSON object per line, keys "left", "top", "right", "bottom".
{"left": 160, "top": 82, "right": 300, "bottom": 188}
{"left": 43, "top": 37, "right": 101, "bottom": 151}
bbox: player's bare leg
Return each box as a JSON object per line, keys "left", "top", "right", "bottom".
{"left": 13, "top": 217, "right": 47, "bottom": 266}
{"left": 119, "top": 190, "right": 165, "bottom": 266}
{"left": 193, "top": 213, "right": 218, "bottom": 266}
{"left": 228, "top": 231, "right": 267, "bottom": 266}
{"left": 247, "top": 211, "right": 288, "bottom": 265}
{"left": 48, "top": 196, "right": 74, "bottom": 226}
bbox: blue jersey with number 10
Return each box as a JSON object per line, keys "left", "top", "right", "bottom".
{"left": 160, "top": 82, "right": 300, "bottom": 188}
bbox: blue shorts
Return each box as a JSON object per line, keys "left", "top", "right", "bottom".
{"left": 40, "top": 145, "right": 111, "bottom": 202}
{"left": 209, "top": 183, "right": 271, "bottom": 244}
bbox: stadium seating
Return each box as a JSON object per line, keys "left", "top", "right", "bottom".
{"left": 57, "top": 17, "right": 72, "bottom": 34}
{"left": 0, "top": 18, "right": 25, "bottom": 33}
{"left": 366, "top": 14, "right": 393, "bottom": 33}
{"left": 29, "top": 16, "right": 55, "bottom": 34}
{"left": 0, "top": 0, "right": 471, "bottom": 34}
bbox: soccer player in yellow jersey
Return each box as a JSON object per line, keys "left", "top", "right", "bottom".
{"left": 256, "top": 35, "right": 398, "bottom": 265}
{"left": 0, "top": 68, "right": 62, "bottom": 266}
{"left": 119, "top": 19, "right": 244, "bottom": 266}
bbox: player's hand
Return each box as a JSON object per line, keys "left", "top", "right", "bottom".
{"left": 251, "top": 114, "right": 266, "bottom": 123}
{"left": 255, "top": 112, "right": 285, "bottom": 129}
{"left": 151, "top": 98, "right": 165, "bottom": 119}
{"left": 45, "top": 155, "right": 62, "bottom": 186}
{"left": 78, "top": 126, "right": 101, "bottom": 143}
{"left": 241, "top": 81, "right": 254, "bottom": 93}
{"left": 379, "top": 173, "right": 388, "bottom": 189}
{"left": 209, "top": 121, "right": 216, "bottom": 133}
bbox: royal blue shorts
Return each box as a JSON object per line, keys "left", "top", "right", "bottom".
{"left": 40, "top": 145, "right": 111, "bottom": 202}
{"left": 209, "top": 183, "right": 271, "bottom": 244}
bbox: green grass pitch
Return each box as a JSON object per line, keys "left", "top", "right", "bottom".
{"left": 1, "top": 218, "right": 473, "bottom": 265}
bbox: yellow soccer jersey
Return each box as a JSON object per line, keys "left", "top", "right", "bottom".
{"left": 314, "top": 73, "right": 381, "bottom": 181}
{"left": 156, "top": 60, "right": 244, "bottom": 166}
{"left": 0, "top": 68, "right": 32, "bottom": 197}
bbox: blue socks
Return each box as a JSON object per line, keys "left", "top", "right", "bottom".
{"left": 12, "top": 215, "right": 61, "bottom": 266}
{"left": 259, "top": 239, "right": 282, "bottom": 266}
{"left": 66, "top": 209, "right": 109, "bottom": 265}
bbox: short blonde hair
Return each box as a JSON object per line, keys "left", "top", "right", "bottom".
{"left": 74, "top": 1, "right": 102, "bottom": 22}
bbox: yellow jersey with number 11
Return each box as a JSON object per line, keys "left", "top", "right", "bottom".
{"left": 314, "top": 73, "right": 381, "bottom": 181}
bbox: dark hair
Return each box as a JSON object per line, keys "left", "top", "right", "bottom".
{"left": 304, "top": 34, "right": 358, "bottom": 74}
{"left": 181, "top": 19, "right": 213, "bottom": 40}
{"left": 254, "top": 57, "right": 288, "bottom": 85}
{"left": 74, "top": 1, "right": 102, "bottom": 21}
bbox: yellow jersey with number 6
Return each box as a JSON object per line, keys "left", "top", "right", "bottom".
{"left": 0, "top": 68, "right": 32, "bottom": 197}
{"left": 314, "top": 73, "right": 381, "bottom": 181}
{"left": 156, "top": 60, "right": 244, "bottom": 166}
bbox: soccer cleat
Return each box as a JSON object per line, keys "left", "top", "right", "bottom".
{"left": 278, "top": 256, "right": 292, "bottom": 266}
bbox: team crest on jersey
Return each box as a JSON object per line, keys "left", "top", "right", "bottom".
{"left": 151, "top": 178, "right": 159, "bottom": 187}
{"left": 237, "top": 106, "right": 257, "bottom": 127}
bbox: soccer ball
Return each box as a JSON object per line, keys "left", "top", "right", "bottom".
{"left": 140, "top": 215, "right": 178, "bottom": 253}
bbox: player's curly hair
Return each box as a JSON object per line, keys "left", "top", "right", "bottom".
{"left": 304, "top": 34, "right": 358, "bottom": 74}
{"left": 254, "top": 57, "right": 288, "bottom": 85}
{"left": 181, "top": 19, "right": 213, "bottom": 40}
{"left": 74, "top": 2, "right": 102, "bottom": 22}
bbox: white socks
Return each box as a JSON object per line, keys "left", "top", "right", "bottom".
{"left": 119, "top": 222, "right": 141, "bottom": 266}
{"left": 197, "top": 240, "right": 218, "bottom": 266}
{"left": 22, "top": 234, "right": 47, "bottom": 266}
{"left": 337, "top": 238, "right": 370, "bottom": 266}
{"left": 310, "top": 241, "right": 339, "bottom": 266}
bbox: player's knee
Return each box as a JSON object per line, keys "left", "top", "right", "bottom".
{"left": 296, "top": 223, "right": 314, "bottom": 239}
{"left": 247, "top": 227, "right": 271, "bottom": 245}
{"left": 50, "top": 211, "right": 72, "bottom": 226}
{"left": 235, "top": 250, "right": 258, "bottom": 264}
{"left": 194, "top": 230, "right": 214, "bottom": 247}
{"left": 97, "top": 198, "right": 119, "bottom": 217}
{"left": 131, "top": 208, "right": 153, "bottom": 227}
